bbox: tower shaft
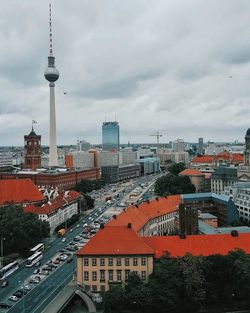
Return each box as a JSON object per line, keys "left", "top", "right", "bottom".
{"left": 49, "top": 82, "right": 58, "bottom": 167}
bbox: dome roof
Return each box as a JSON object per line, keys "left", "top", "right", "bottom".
{"left": 44, "top": 67, "right": 59, "bottom": 82}
{"left": 246, "top": 128, "right": 250, "bottom": 136}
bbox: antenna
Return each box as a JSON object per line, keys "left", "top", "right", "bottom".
{"left": 49, "top": 3, "right": 53, "bottom": 56}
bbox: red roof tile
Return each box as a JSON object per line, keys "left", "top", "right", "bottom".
{"left": 24, "top": 190, "right": 81, "bottom": 215}
{"left": 77, "top": 226, "right": 155, "bottom": 256}
{"left": 107, "top": 195, "right": 181, "bottom": 232}
{"left": 0, "top": 179, "right": 44, "bottom": 205}
{"left": 179, "top": 169, "right": 204, "bottom": 177}
{"left": 143, "top": 233, "right": 250, "bottom": 258}
{"left": 191, "top": 156, "right": 213, "bottom": 163}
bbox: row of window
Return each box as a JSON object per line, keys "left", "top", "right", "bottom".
{"left": 83, "top": 270, "right": 147, "bottom": 282}
{"left": 83, "top": 257, "right": 147, "bottom": 267}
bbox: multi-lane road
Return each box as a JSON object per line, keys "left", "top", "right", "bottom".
{"left": 0, "top": 173, "right": 161, "bottom": 313}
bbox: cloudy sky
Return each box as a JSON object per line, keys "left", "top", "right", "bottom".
{"left": 1, "top": 0, "right": 250, "bottom": 146}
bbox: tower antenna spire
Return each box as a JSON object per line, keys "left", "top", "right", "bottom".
{"left": 49, "top": 3, "right": 53, "bottom": 56}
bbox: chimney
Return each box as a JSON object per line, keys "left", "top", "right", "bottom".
{"left": 155, "top": 197, "right": 159, "bottom": 201}
{"left": 231, "top": 230, "right": 239, "bottom": 237}
{"left": 146, "top": 200, "right": 150, "bottom": 204}
{"left": 135, "top": 204, "right": 138, "bottom": 208}
{"left": 179, "top": 233, "right": 186, "bottom": 239}
{"left": 100, "top": 224, "right": 104, "bottom": 229}
{"left": 113, "top": 214, "right": 117, "bottom": 219}
{"left": 127, "top": 223, "right": 132, "bottom": 229}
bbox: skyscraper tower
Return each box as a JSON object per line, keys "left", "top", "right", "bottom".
{"left": 44, "top": 3, "right": 59, "bottom": 167}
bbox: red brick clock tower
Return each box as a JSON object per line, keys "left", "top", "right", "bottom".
{"left": 24, "top": 127, "right": 41, "bottom": 170}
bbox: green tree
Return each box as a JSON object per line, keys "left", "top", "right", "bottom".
{"left": 168, "top": 162, "right": 186, "bottom": 175}
{"left": 104, "top": 285, "right": 127, "bottom": 313}
{"left": 155, "top": 174, "right": 195, "bottom": 196}
{"left": 0, "top": 205, "right": 49, "bottom": 256}
{"left": 75, "top": 179, "right": 106, "bottom": 193}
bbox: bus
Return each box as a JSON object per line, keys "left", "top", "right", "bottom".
{"left": 0, "top": 261, "right": 19, "bottom": 281}
{"left": 30, "top": 243, "right": 44, "bottom": 254}
{"left": 26, "top": 252, "right": 43, "bottom": 267}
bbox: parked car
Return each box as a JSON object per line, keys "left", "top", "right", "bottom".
{"left": 33, "top": 269, "right": 40, "bottom": 274}
{"left": 62, "top": 238, "right": 66, "bottom": 243}
{"left": 0, "top": 302, "right": 12, "bottom": 308}
{"left": 66, "top": 257, "right": 73, "bottom": 263}
{"left": 1, "top": 280, "right": 9, "bottom": 288}
{"left": 34, "top": 262, "right": 41, "bottom": 267}
{"left": 9, "top": 295, "right": 19, "bottom": 302}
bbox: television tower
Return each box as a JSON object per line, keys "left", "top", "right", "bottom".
{"left": 44, "top": 3, "right": 59, "bottom": 167}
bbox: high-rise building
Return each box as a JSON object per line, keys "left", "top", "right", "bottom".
{"left": 44, "top": 4, "right": 59, "bottom": 167}
{"left": 77, "top": 140, "right": 90, "bottom": 152}
{"left": 244, "top": 128, "right": 250, "bottom": 166}
{"left": 24, "top": 127, "right": 41, "bottom": 170}
{"left": 102, "top": 121, "right": 120, "bottom": 151}
{"left": 198, "top": 137, "right": 204, "bottom": 155}
{"left": 173, "top": 139, "right": 186, "bottom": 152}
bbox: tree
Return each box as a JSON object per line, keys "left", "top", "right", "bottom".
{"left": 75, "top": 179, "right": 106, "bottom": 193}
{"left": 0, "top": 205, "right": 50, "bottom": 256}
{"left": 155, "top": 174, "right": 195, "bottom": 196}
{"left": 168, "top": 162, "right": 186, "bottom": 175}
{"left": 104, "top": 285, "right": 127, "bottom": 313}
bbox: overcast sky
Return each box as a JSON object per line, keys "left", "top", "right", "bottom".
{"left": 1, "top": 0, "right": 250, "bottom": 146}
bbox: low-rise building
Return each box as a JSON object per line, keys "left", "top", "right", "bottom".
{"left": 0, "top": 179, "right": 44, "bottom": 207}
{"left": 179, "top": 169, "right": 210, "bottom": 192}
{"left": 211, "top": 166, "right": 237, "bottom": 194}
{"left": 136, "top": 157, "right": 160, "bottom": 175}
{"left": 24, "top": 190, "right": 81, "bottom": 233}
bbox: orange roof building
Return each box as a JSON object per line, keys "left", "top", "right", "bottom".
{"left": 0, "top": 179, "right": 44, "bottom": 206}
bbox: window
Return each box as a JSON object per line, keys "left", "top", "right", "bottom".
{"left": 100, "top": 285, "right": 105, "bottom": 292}
{"left": 84, "top": 271, "right": 89, "bottom": 281}
{"left": 92, "top": 271, "right": 97, "bottom": 281}
{"left": 141, "top": 271, "right": 146, "bottom": 280}
{"left": 125, "top": 270, "right": 130, "bottom": 281}
{"left": 125, "top": 258, "right": 130, "bottom": 266}
{"left": 108, "top": 258, "right": 113, "bottom": 266}
{"left": 84, "top": 258, "right": 89, "bottom": 266}
{"left": 100, "top": 270, "right": 105, "bottom": 282}
{"left": 141, "top": 257, "right": 146, "bottom": 266}
{"left": 116, "top": 258, "right": 121, "bottom": 266}
{"left": 100, "top": 258, "right": 105, "bottom": 266}
{"left": 117, "top": 270, "right": 122, "bottom": 281}
{"left": 133, "top": 257, "right": 138, "bottom": 266}
{"left": 108, "top": 270, "right": 113, "bottom": 281}
{"left": 92, "top": 258, "right": 97, "bottom": 266}
{"left": 92, "top": 285, "right": 97, "bottom": 292}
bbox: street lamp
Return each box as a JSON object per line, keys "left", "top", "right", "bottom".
{"left": 0, "top": 238, "right": 6, "bottom": 268}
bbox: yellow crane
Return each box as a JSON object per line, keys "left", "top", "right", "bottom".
{"left": 150, "top": 131, "right": 163, "bottom": 150}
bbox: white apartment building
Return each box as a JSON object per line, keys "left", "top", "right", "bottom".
{"left": 70, "top": 151, "right": 94, "bottom": 169}
{"left": 0, "top": 152, "right": 13, "bottom": 167}
{"left": 224, "top": 181, "right": 250, "bottom": 223}
{"left": 24, "top": 190, "right": 81, "bottom": 233}
{"left": 119, "top": 150, "right": 137, "bottom": 165}
{"left": 99, "top": 151, "right": 119, "bottom": 167}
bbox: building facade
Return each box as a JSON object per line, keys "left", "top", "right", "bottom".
{"left": 24, "top": 128, "right": 41, "bottom": 170}
{"left": 211, "top": 166, "right": 237, "bottom": 194}
{"left": 102, "top": 121, "right": 120, "bottom": 151}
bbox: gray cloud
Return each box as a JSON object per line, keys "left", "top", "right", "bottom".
{"left": 0, "top": 0, "right": 250, "bottom": 146}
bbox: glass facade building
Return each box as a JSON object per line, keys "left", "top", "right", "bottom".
{"left": 102, "top": 122, "right": 120, "bottom": 151}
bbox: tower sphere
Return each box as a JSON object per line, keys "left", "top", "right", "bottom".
{"left": 44, "top": 66, "right": 59, "bottom": 82}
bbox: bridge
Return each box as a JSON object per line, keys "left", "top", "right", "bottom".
{"left": 42, "top": 280, "right": 96, "bottom": 313}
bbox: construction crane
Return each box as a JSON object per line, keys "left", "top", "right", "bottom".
{"left": 150, "top": 131, "right": 163, "bottom": 150}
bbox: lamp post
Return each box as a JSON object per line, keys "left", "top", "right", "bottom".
{"left": 0, "top": 238, "right": 6, "bottom": 268}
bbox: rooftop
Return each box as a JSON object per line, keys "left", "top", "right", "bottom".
{"left": 179, "top": 169, "right": 204, "bottom": 177}
{"left": 77, "top": 226, "right": 155, "bottom": 256}
{"left": 0, "top": 179, "right": 44, "bottom": 205}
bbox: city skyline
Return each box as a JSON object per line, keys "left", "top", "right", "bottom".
{"left": 1, "top": 1, "right": 250, "bottom": 145}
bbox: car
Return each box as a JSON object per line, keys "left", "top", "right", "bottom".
{"left": 76, "top": 224, "right": 80, "bottom": 228}
{"left": 23, "top": 285, "right": 31, "bottom": 291}
{"left": 1, "top": 280, "right": 9, "bottom": 288}
{"left": 70, "top": 229, "right": 73, "bottom": 232}
{"left": 33, "top": 269, "right": 40, "bottom": 274}
{"left": 33, "top": 276, "right": 41, "bottom": 282}
{"left": 41, "top": 270, "right": 49, "bottom": 275}
{"left": 59, "top": 249, "right": 67, "bottom": 253}
{"left": 49, "top": 263, "right": 57, "bottom": 269}
{"left": 59, "top": 254, "right": 68, "bottom": 261}
{"left": 43, "top": 266, "right": 52, "bottom": 271}
{"left": 54, "top": 258, "right": 60, "bottom": 264}
{"left": 9, "top": 295, "right": 19, "bottom": 302}
{"left": 46, "top": 260, "right": 53, "bottom": 265}
{"left": 29, "top": 279, "right": 38, "bottom": 284}
{"left": 34, "top": 262, "right": 41, "bottom": 267}
{"left": 62, "top": 238, "right": 66, "bottom": 243}
{"left": 0, "top": 302, "right": 12, "bottom": 308}
{"left": 66, "top": 257, "right": 73, "bottom": 263}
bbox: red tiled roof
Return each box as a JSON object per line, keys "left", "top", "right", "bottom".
{"left": 24, "top": 190, "right": 81, "bottom": 215}
{"left": 0, "top": 179, "right": 44, "bottom": 205}
{"left": 179, "top": 169, "right": 204, "bottom": 177}
{"left": 77, "top": 226, "right": 155, "bottom": 256}
{"left": 143, "top": 233, "right": 250, "bottom": 258}
{"left": 191, "top": 156, "right": 213, "bottom": 163}
{"left": 107, "top": 195, "right": 181, "bottom": 232}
